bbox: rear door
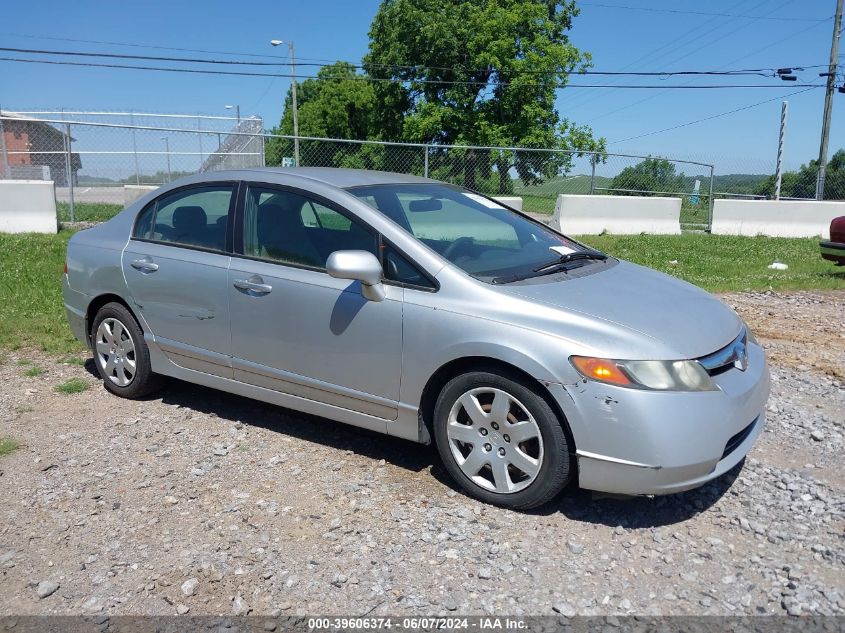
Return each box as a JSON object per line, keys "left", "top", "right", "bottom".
{"left": 122, "top": 183, "right": 236, "bottom": 377}
{"left": 227, "top": 183, "right": 403, "bottom": 419}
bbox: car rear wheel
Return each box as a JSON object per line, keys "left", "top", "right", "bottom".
{"left": 91, "top": 302, "right": 164, "bottom": 399}
{"left": 433, "top": 370, "right": 571, "bottom": 510}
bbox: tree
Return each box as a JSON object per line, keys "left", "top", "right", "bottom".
{"left": 610, "top": 157, "right": 685, "bottom": 195}
{"left": 265, "top": 62, "right": 378, "bottom": 167}
{"left": 753, "top": 149, "right": 845, "bottom": 200}
{"left": 363, "top": 0, "right": 604, "bottom": 192}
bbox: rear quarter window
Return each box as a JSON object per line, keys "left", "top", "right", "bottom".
{"left": 133, "top": 202, "right": 155, "bottom": 239}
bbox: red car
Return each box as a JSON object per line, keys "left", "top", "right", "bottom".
{"left": 821, "top": 216, "right": 845, "bottom": 265}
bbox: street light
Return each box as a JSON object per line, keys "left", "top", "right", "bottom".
{"left": 224, "top": 104, "right": 241, "bottom": 124}
{"left": 270, "top": 38, "right": 299, "bottom": 166}
{"left": 161, "top": 137, "right": 171, "bottom": 183}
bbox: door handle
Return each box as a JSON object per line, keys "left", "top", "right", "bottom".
{"left": 233, "top": 276, "right": 272, "bottom": 294}
{"left": 130, "top": 259, "right": 159, "bottom": 273}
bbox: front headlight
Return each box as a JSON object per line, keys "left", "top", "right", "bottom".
{"left": 570, "top": 356, "right": 717, "bottom": 392}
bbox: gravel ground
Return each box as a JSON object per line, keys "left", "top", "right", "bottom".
{"left": 0, "top": 291, "right": 842, "bottom": 618}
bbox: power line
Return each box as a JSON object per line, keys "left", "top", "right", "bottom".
{"left": 0, "top": 56, "right": 825, "bottom": 89}
{"left": 586, "top": 6, "right": 829, "bottom": 122}
{"left": 562, "top": 0, "right": 775, "bottom": 110}
{"left": 0, "top": 31, "right": 350, "bottom": 66}
{"left": 0, "top": 46, "right": 802, "bottom": 77}
{"left": 578, "top": 2, "right": 830, "bottom": 22}
{"left": 608, "top": 86, "right": 821, "bottom": 144}
{"left": 0, "top": 32, "right": 287, "bottom": 60}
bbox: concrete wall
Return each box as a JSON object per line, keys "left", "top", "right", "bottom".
{"left": 492, "top": 196, "right": 523, "bottom": 211}
{"left": 551, "top": 194, "right": 682, "bottom": 235}
{"left": 711, "top": 199, "right": 845, "bottom": 239}
{"left": 123, "top": 185, "right": 159, "bottom": 206}
{"left": 0, "top": 180, "right": 57, "bottom": 234}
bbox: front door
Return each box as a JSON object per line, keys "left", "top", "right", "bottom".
{"left": 122, "top": 183, "right": 236, "bottom": 377}
{"left": 228, "top": 184, "right": 403, "bottom": 419}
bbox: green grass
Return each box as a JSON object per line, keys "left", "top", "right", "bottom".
{"left": 0, "top": 437, "right": 19, "bottom": 457}
{"left": 57, "top": 355, "right": 86, "bottom": 366}
{"left": 579, "top": 233, "right": 844, "bottom": 292}
{"left": 57, "top": 202, "right": 123, "bottom": 223}
{"left": 0, "top": 230, "right": 841, "bottom": 357}
{"left": 0, "top": 230, "right": 81, "bottom": 354}
{"left": 23, "top": 366, "right": 44, "bottom": 377}
{"left": 515, "top": 175, "right": 611, "bottom": 214}
{"left": 55, "top": 378, "right": 89, "bottom": 394}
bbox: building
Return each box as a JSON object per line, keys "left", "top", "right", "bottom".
{"left": 0, "top": 111, "right": 82, "bottom": 185}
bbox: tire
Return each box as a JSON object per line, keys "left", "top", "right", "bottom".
{"left": 91, "top": 302, "right": 165, "bottom": 399}
{"left": 433, "top": 370, "right": 571, "bottom": 510}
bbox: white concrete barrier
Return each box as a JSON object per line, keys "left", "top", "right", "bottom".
{"left": 551, "top": 194, "right": 682, "bottom": 235}
{"left": 492, "top": 196, "right": 523, "bottom": 211}
{"left": 712, "top": 199, "right": 845, "bottom": 238}
{"left": 0, "top": 180, "right": 58, "bottom": 234}
{"left": 123, "top": 185, "right": 159, "bottom": 206}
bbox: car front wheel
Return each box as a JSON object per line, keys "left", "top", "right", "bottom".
{"left": 91, "top": 302, "right": 164, "bottom": 399}
{"left": 433, "top": 370, "right": 572, "bottom": 510}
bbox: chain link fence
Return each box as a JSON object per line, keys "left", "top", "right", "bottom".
{"left": 6, "top": 114, "right": 841, "bottom": 230}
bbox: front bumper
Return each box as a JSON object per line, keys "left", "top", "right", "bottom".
{"left": 550, "top": 341, "right": 770, "bottom": 495}
{"left": 820, "top": 240, "right": 845, "bottom": 265}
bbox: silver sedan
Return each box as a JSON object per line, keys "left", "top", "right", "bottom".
{"left": 63, "top": 168, "right": 769, "bottom": 509}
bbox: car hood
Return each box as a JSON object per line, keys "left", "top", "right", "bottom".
{"left": 497, "top": 260, "right": 742, "bottom": 360}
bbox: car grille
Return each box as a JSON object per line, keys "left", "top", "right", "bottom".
{"left": 697, "top": 328, "right": 748, "bottom": 376}
{"left": 721, "top": 417, "right": 758, "bottom": 460}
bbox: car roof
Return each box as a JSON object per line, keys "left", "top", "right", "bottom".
{"left": 237, "top": 167, "right": 436, "bottom": 188}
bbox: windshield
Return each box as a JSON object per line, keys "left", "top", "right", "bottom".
{"left": 348, "top": 183, "right": 599, "bottom": 282}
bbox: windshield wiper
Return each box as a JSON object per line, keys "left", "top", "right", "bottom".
{"left": 491, "top": 250, "right": 607, "bottom": 284}
{"left": 533, "top": 250, "right": 607, "bottom": 273}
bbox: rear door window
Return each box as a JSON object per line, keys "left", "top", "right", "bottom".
{"left": 136, "top": 185, "right": 234, "bottom": 251}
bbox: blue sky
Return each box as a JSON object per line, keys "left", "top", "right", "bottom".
{"left": 1, "top": 0, "right": 841, "bottom": 174}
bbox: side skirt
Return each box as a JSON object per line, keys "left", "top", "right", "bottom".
{"left": 146, "top": 337, "right": 423, "bottom": 441}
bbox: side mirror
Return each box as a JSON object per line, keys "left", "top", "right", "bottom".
{"left": 326, "top": 250, "right": 386, "bottom": 302}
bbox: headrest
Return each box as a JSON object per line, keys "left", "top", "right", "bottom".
{"left": 172, "top": 206, "right": 207, "bottom": 231}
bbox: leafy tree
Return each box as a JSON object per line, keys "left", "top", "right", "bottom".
{"left": 610, "top": 157, "right": 685, "bottom": 195}
{"left": 266, "top": 62, "right": 378, "bottom": 167}
{"left": 363, "top": 0, "right": 604, "bottom": 192}
{"left": 752, "top": 149, "right": 845, "bottom": 200}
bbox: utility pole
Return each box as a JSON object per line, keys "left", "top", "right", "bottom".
{"left": 775, "top": 101, "right": 789, "bottom": 200}
{"left": 815, "top": 0, "right": 843, "bottom": 200}
{"left": 271, "top": 39, "right": 300, "bottom": 166}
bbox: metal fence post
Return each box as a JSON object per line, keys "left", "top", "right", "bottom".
{"left": 0, "top": 115, "right": 9, "bottom": 178}
{"left": 423, "top": 145, "right": 429, "bottom": 178}
{"left": 707, "top": 164, "right": 715, "bottom": 232}
{"left": 130, "top": 112, "right": 140, "bottom": 185}
{"left": 589, "top": 154, "right": 597, "bottom": 194}
{"left": 197, "top": 117, "right": 204, "bottom": 171}
{"left": 64, "top": 123, "right": 75, "bottom": 223}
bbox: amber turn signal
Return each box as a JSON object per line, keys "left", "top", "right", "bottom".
{"left": 570, "top": 356, "right": 631, "bottom": 386}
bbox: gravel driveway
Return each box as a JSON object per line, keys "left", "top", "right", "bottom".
{"left": 0, "top": 291, "right": 842, "bottom": 617}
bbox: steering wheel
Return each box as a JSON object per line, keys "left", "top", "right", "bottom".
{"left": 442, "top": 236, "right": 475, "bottom": 261}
